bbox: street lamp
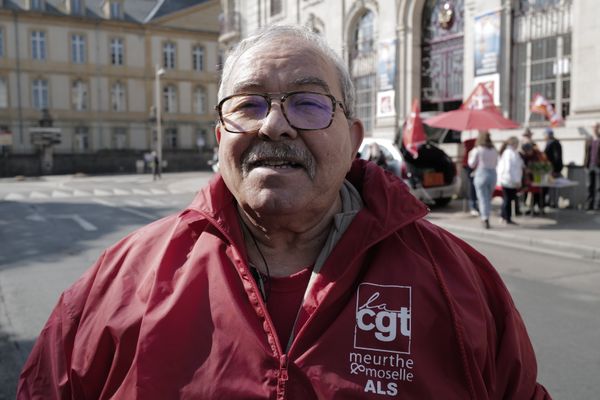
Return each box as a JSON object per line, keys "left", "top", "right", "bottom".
{"left": 154, "top": 64, "right": 166, "bottom": 177}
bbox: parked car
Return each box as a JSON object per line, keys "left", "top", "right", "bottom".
{"left": 358, "top": 138, "right": 460, "bottom": 207}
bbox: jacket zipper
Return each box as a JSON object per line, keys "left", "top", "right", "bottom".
{"left": 276, "top": 354, "right": 289, "bottom": 400}
{"left": 197, "top": 213, "right": 291, "bottom": 397}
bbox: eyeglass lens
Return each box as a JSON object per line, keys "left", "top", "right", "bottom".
{"left": 220, "top": 92, "right": 334, "bottom": 133}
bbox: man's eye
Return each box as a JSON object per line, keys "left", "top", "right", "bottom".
{"left": 292, "top": 98, "right": 328, "bottom": 111}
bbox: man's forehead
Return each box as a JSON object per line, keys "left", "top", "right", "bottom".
{"left": 226, "top": 39, "right": 340, "bottom": 95}
{"left": 231, "top": 76, "right": 333, "bottom": 95}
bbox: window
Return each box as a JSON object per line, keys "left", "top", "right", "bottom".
{"left": 112, "top": 127, "right": 127, "bottom": 149}
{"left": 74, "top": 126, "right": 90, "bottom": 152}
{"left": 30, "top": 0, "right": 44, "bottom": 11}
{"left": 0, "top": 28, "right": 4, "bottom": 57}
{"left": 0, "top": 78, "right": 7, "bottom": 108}
{"left": 163, "top": 84, "right": 177, "bottom": 113}
{"left": 196, "top": 127, "right": 208, "bottom": 150}
{"left": 355, "top": 10, "right": 375, "bottom": 56}
{"left": 110, "top": 38, "right": 124, "bottom": 65}
{"left": 270, "top": 0, "right": 282, "bottom": 16}
{"left": 350, "top": 10, "right": 377, "bottom": 135}
{"left": 193, "top": 86, "right": 207, "bottom": 114}
{"left": 71, "top": 80, "right": 88, "bottom": 111}
{"left": 71, "top": 34, "right": 86, "bottom": 64}
{"left": 511, "top": 1, "right": 572, "bottom": 123}
{"left": 165, "top": 127, "right": 178, "bottom": 149}
{"left": 111, "top": 81, "right": 126, "bottom": 112}
{"left": 32, "top": 78, "right": 48, "bottom": 110}
{"left": 31, "top": 31, "right": 46, "bottom": 60}
{"left": 110, "top": 2, "right": 122, "bottom": 19}
{"left": 70, "top": 0, "right": 83, "bottom": 15}
{"left": 192, "top": 45, "right": 205, "bottom": 71}
{"left": 163, "top": 42, "right": 176, "bottom": 69}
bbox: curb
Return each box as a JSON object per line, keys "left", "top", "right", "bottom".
{"left": 435, "top": 221, "right": 600, "bottom": 263}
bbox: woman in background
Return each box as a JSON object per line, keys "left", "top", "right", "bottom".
{"left": 468, "top": 131, "right": 499, "bottom": 229}
{"left": 497, "top": 136, "right": 524, "bottom": 225}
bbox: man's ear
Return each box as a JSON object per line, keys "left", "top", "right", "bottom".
{"left": 348, "top": 119, "right": 364, "bottom": 161}
{"left": 215, "top": 124, "right": 222, "bottom": 144}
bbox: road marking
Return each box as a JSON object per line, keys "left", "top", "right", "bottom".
{"left": 92, "top": 198, "right": 157, "bottom": 220}
{"left": 132, "top": 188, "right": 151, "bottom": 195}
{"left": 125, "top": 199, "right": 144, "bottom": 207}
{"left": 29, "top": 191, "right": 49, "bottom": 198}
{"left": 54, "top": 214, "right": 98, "bottom": 231}
{"left": 72, "top": 189, "right": 91, "bottom": 197}
{"left": 25, "top": 213, "right": 47, "bottom": 222}
{"left": 93, "top": 189, "right": 112, "bottom": 196}
{"left": 3, "top": 193, "right": 25, "bottom": 200}
{"left": 150, "top": 188, "right": 168, "bottom": 195}
{"left": 113, "top": 188, "right": 130, "bottom": 196}
{"left": 143, "top": 198, "right": 165, "bottom": 206}
{"left": 51, "top": 190, "right": 71, "bottom": 198}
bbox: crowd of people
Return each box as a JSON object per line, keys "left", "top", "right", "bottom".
{"left": 464, "top": 122, "right": 600, "bottom": 229}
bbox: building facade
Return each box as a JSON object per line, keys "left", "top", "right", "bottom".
{"left": 0, "top": 0, "right": 221, "bottom": 176}
{"left": 219, "top": 0, "right": 600, "bottom": 168}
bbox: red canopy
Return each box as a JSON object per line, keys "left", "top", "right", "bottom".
{"left": 424, "top": 83, "right": 520, "bottom": 130}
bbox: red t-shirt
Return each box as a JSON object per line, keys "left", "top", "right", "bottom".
{"left": 266, "top": 267, "right": 313, "bottom": 347}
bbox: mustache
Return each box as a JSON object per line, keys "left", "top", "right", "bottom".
{"left": 241, "top": 142, "right": 316, "bottom": 179}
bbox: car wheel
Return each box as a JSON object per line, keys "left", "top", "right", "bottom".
{"left": 433, "top": 197, "right": 452, "bottom": 207}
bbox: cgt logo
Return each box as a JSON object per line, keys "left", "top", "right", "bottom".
{"left": 354, "top": 283, "right": 411, "bottom": 354}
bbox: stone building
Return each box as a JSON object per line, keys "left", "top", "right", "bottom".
{"left": 218, "top": 0, "right": 599, "bottom": 170}
{"left": 0, "top": 0, "right": 221, "bottom": 176}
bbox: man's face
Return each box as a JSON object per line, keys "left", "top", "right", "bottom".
{"left": 215, "top": 38, "right": 363, "bottom": 219}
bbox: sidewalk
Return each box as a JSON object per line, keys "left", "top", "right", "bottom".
{"left": 427, "top": 199, "right": 600, "bottom": 262}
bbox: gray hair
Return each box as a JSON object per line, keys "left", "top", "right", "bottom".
{"left": 217, "top": 24, "right": 356, "bottom": 119}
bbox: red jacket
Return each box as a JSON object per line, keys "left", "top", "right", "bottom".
{"left": 18, "top": 161, "right": 551, "bottom": 399}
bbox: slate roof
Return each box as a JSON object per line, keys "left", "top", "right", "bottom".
{"left": 1, "top": 0, "right": 209, "bottom": 24}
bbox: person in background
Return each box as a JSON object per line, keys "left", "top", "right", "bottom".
{"left": 521, "top": 142, "right": 549, "bottom": 215}
{"left": 152, "top": 151, "right": 161, "bottom": 181}
{"left": 18, "top": 25, "right": 551, "bottom": 399}
{"left": 468, "top": 131, "right": 498, "bottom": 229}
{"left": 462, "top": 137, "right": 479, "bottom": 216}
{"left": 543, "top": 128, "right": 563, "bottom": 208}
{"left": 583, "top": 123, "right": 600, "bottom": 210}
{"left": 364, "top": 142, "right": 389, "bottom": 171}
{"left": 497, "top": 136, "right": 524, "bottom": 225}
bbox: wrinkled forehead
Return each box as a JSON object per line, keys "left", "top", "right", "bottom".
{"left": 223, "top": 38, "right": 341, "bottom": 97}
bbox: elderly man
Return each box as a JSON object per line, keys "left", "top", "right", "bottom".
{"left": 18, "top": 25, "right": 551, "bottom": 399}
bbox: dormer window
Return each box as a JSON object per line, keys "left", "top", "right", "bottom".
{"left": 110, "top": 2, "right": 121, "bottom": 18}
{"left": 30, "top": 0, "right": 45, "bottom": 11}
{"left": 68, "top": 0, "right": 84, "bottom": 16}
{"left": 103, "top": 0, "right": 123, "bottom": 19}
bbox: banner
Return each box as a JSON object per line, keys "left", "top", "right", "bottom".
{"left": 530, "top": 93, "right": 564, "bottom": 127}
{"left": 474, "top": 10, "right": 501, "bottom": 76}
{"left": 402, "top": 99, "right": 427, "bottom": 158}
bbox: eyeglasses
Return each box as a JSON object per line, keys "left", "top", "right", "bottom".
{"left": 216, "top": 91, "right": 347, "bottom": 134}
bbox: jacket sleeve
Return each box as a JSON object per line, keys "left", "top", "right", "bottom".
{"left": 464, "top": 243, "right": 552, "bottom": 399}
{"left": 17, "top": 253, "right": 104, "bottom": 400}
{"left": 467, "top": 147, "right": 479, "bottom": 169}
{"left": 431, "top": 227, "right": 552, "bottom": 400}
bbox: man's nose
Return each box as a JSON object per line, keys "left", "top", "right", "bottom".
{"left": 258, "top": 102, "right": 298, "bottom": 140}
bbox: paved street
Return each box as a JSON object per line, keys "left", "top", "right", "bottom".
{"left": 1, "top": 172, "right": 599, "bottom": 398}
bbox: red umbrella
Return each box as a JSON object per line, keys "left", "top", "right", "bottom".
{"left": 424, "top": 83, "right": 520, "bottom": 130}
{"left": 424, "top": 108, "right": 520, "bottom": 130}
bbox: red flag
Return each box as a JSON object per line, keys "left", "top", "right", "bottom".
{"left": 530, "top": 93, "right": 563, "bottom": 127}
{"left": 402, "top": 99, "right": 427, "bottom": 158}
{"left": 460, "top": 83, "right": 498, "bottom": 111}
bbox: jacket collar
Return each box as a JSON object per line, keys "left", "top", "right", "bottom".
{"left": 181, "top": 159, "right": 429, "bottom": 246}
